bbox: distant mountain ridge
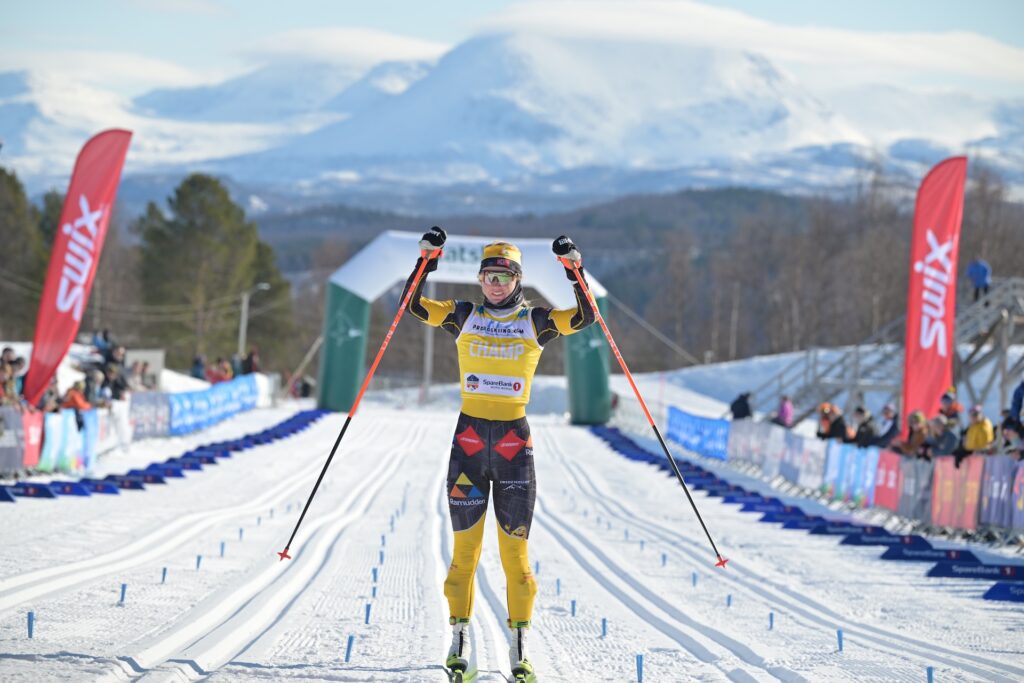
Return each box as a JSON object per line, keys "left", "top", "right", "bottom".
{"left": 2, "top": 30, "right": 1022, "bottom": 215}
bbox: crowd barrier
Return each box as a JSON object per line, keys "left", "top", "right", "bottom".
{"left": 659, "top": 406, "right": 1024, "bottom": 534}
{"left": 1, "top": 375, "right": 270, "bottom": 477}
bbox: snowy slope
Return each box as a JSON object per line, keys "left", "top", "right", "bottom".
{"left": 1, "top": 393, "right": 1021, "bottom": 681}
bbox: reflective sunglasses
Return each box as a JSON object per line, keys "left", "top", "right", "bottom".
{"left": 478, "top": 270, "right": 518, "bottom": 285}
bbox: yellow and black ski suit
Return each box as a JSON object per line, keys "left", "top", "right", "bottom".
{"left": 402, "top": 264, "right": 596, "bottom": 628}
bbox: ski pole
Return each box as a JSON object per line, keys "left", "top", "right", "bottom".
{"left": 561, "top": 257, "right": 728, "bottom": 568}
{"left": 277, "top": 248, "right": 441, "bottom": 561}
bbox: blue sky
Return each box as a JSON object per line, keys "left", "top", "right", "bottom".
{"left": 3, "top": 0, "right": 1023, "bottom": 96}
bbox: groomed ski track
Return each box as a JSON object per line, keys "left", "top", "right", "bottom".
{"left": 1, "top": 403, "right": 1021, "bottom": 682}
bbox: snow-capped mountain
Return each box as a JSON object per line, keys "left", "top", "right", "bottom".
{"left": 2, "top": 28, "right": 1022, "bottom": 214}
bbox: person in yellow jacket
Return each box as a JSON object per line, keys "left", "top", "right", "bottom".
{"left": 400, "top": 227, "right": 595, "bottom": 683}
{"left": 963, "top": 404, "right": 995, "bottom": 454}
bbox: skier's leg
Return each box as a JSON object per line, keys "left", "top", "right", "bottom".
{"left": 491, "top": 417, "right": 538, "bottom": 627}
{"left": 444, "top": 414, "right": 491, "bottom": 621}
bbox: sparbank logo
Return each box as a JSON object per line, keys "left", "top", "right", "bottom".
{"left": 466, "top": 374, "right": 480, "bottom": 391}
{"left": 913, "top": 229, "right": 954, "bottom": 357}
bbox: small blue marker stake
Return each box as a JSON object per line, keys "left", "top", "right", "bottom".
{"left": 571, "top": 599, "right": 577, "bottom": 617}
{"left": 726, "top": 594, "right": 732, "bottom": 608}
{"left": 119, "top": 583, "right": 127, "bottom": 605}
{"left": 624, "top": 529, "right": 629, "bottom": 541}
{"left": 556, "top": 578, "right": 561, "bottom": 597}
{"left": 365, "top": 603, "right": 372, "bottom": 625}
{"left": 692, "top": 572, "right": 698, "bottom": 588}
{"left": 345, "top": 634, "right": 355, "bottom": 663}
{"left": 257, "top": 516, "right": 261, "bottom": 526}
{"left": 372, "top": 567, "right": 378, "bottom": 583}
{"left": 769, "top": 612, "right": 774, "bottom": 630}
{"left": 636, "top": 654, "right": 644, "bottom": 683}
{"left": 220, "top": 541, "right": 225, "bottom": 558}
{"left": 535, "top": 560, "right": 540, "bottom": 575}
{"left": 161, "top": 567, "right": 167, "bottom": 584}
{"left": 372, "top": 586, "right": 377, "bottom": 599}
{"left": 381, "top": 534, "right": 386, "bottom": 547}
{"left": 601, "top": 617, "right": 607, "bottom": 638}
{"left": 597, "top": 515, "right": 601, "bottom": 525}
{"left": 837, "top": 629, "right": 843, "bottom": 652}
{"left": 196, "top": 554, "right": 202, "bottom": 571}
{"left": 390, "top": 516, "right": 395, "bottom": 532}
{"left": 640, "top": 540, "right": 645, "bottom": 551}
{"left": 661, "top": 553, "right": 667, "bottom": 567}
{"left": 607, "top": 521, "right": 611, "bottom": 531}
{"left": 27, "top": 611, "right": 34, "bottom": 639}
{"left": 287, "top": 503, "right": 292, "bottom": 513}
{"left": 269, "top": 508, "right": 274, "bottom": 519}
{"left": 927, "top": 666, "right": 934, "bottom": 683}
{"left": 239, "top": 527, "right": 244, "bottom": 541}
{"left": 379, "top": 550, "right": 384, "bottom": 565}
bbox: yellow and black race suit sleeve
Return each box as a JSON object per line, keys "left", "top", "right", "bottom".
{"left": 400, "top": 264, "right": 473, "bottom": 337}
{"left": 530, "top": 270, "right": 597, "bottom": 346}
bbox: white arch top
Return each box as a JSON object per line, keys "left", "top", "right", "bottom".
{"left": 329, "top": 230, "right": 608, "bottom": 309}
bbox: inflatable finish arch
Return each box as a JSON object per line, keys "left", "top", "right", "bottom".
{"left": 318, "top": 230, "right": 611, "bottom": 424}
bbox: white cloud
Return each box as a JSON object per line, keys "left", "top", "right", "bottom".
{"left": 475, "top": 0, "right": 1024, "bottom": 97}
{"left": 242, "top": 27, "right": 450, "bottom": 68}
{"left": 2, "top": 49, "right": 229, "bottom": 96}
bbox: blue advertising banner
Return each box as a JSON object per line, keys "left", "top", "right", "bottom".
{"left": 927, "top": 562, "right": 1024, "bottom": 581}
{"left": 983, "top": 582, "right": 1024, "bottom": 602}
{"left": 1014, "top": 462, "right": 1024, "bottom": 531}
{"left": 980, "top": 455, "right": 1016, "bottom": 529}
{"left": 169, "top": 376, "right": 259, "bottom": 436}
{"left": 37, "top": 412, "right": 65, "bottom": 473}
{"left": 822, "top": 441, "right": 846, "bottom": 498}
{"left": 58, "top": 409, "right": 83, "bottom": 473}
{"left": 81, "top": 409, "right": 99, "bottom": 473}
{"left": 666, "top": 407, "right": 730, "bottom": 460}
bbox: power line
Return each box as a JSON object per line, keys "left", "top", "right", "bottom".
{"left": 604, "top": 291, "right": 702, "bottom": 366}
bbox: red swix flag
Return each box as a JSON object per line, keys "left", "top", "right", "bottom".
{"left": 901, "top": 156, "right": 967, "bottom": 435}
{"left": 22, "top": 129, "right": 132, "bottom": 406}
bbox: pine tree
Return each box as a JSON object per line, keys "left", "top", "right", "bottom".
{"left": 0, "top": 167, "right": 46, "bottom": 339}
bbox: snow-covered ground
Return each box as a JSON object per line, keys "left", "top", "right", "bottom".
{"left": 1, "top": 386, "right": 1022, "bottom": 682}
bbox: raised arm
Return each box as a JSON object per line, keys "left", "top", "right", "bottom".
{"left": 400, "top": 226, "right": 473, "bottom": 337}
{"left": 532, "top": 235, "right": 597, "bottom": 346}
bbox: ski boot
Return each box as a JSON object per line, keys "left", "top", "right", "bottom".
{"left": 507, "top": 623, "right": 537, "bottom": 683}
{"left": 445, "top": 618, "right": 477, "bottom": 682}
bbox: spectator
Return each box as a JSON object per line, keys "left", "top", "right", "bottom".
{"left": 1011, "top": 371, "right": 1023, "bottom": 425}
{"left": 0, "top": 363, "right": 18, "bottom": 407}
{"left": 845, "top": 406, "right": 878, "bottom": 448}
{"left": 242, "top": 347, "right": 261, "bottom": 375}
{"left": 91, "top": 328, "right": 112, "bottom": 355}
{"left": 927, "top": 416, "right": 959, "bottom": 456}
{"left": 9, "top": 357, "right": 26, "bottom": 397}
{"left": 1, "top": 346, "right": 15, "bottom": 366}
{"left": 191, "top": 355, "right": 206, "bottom": 380}
{"left": 128, "top": 360, "right": 145, "bottom": 391}
{"left": 770, "top": 394, "right": 793, "bottom": 428}
{"left": 84, "top": 368, "right": 106, "bottom": 407}
{"left": 730, "top": 392, "right": 752, "bottom": 420}
{"left": 207, "top": 357, "right": 231, "bottom": 384}
{"left": 37, "top": 377, "right": 60, "bottom": 413}
{"left": 140, "top": 361, "right": 155, "bottom": 389}
{"left": 873, "top": 403, "right": 900, "bottom": 448}
{"left": 220, "top": 357, "right": 234, "bottom": 380}
{"left": 962, "top": 404, "right": 994, "bottom": 457}
{"left": 816, "top": 403, "right": 848, "bottom": 441}
{"left": 965, "top": 258, "right": 991, "bottom": 302}
{"left": 230, "top": 353, "right": 243, "bottom": 378}
{"left": 939, "top": 390, "right": 963, "bottom": 426}
{"left": 61, "top": 381, "right": 92, "bottom": 411}
{"left": 107, "top": 344, "right": 127, "bottom": 370}
{"left": 893, "top": 410, "right": 930, "bottom": 459}
{"left": 995, "top": 421, "right": 1022, "bottom": 460}
{"left": 104, "top": 364, "right": 130, "bottom": 401}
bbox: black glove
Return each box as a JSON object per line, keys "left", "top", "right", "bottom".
{"left": 552, "top": 235, "right": 583, "bottom": 280}
{"left": 417, "top": 256, "right": 439, "bottom": 274}
{"left": 419, "top": 226, "right": 446, "bottom": 254}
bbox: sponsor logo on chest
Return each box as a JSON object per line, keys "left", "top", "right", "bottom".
{"left": 463, "top": 372, "right": 525, "bottom": 397}
{"left": 468, "top": 319, "right": 530, "bottom": 339}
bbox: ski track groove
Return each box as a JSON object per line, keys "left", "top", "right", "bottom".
{"left": 119, "top": 421, "right": 419, "bottom": 680}
{"left": 549, "top": 427, "right": 1024, "bottom": 683}
{"left": 0, "top": 416, "right": 387, "bottom": 616}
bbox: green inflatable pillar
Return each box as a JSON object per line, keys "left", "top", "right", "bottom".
{"left": 565, "top": 296, "right": 611, "bottom": 424}
{"left": 318, "top": 283, "right": 372, "bottom": 412}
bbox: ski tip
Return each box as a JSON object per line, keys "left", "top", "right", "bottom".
{"left": 715, "top": 555, "right": 729, "bottom": 569}
{"left": 277, "top": 548, "right": 292, "bottom": 561}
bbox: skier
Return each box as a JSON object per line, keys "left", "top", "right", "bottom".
{"left": 400, "top": 228, "right": 596, "bottom": 683}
